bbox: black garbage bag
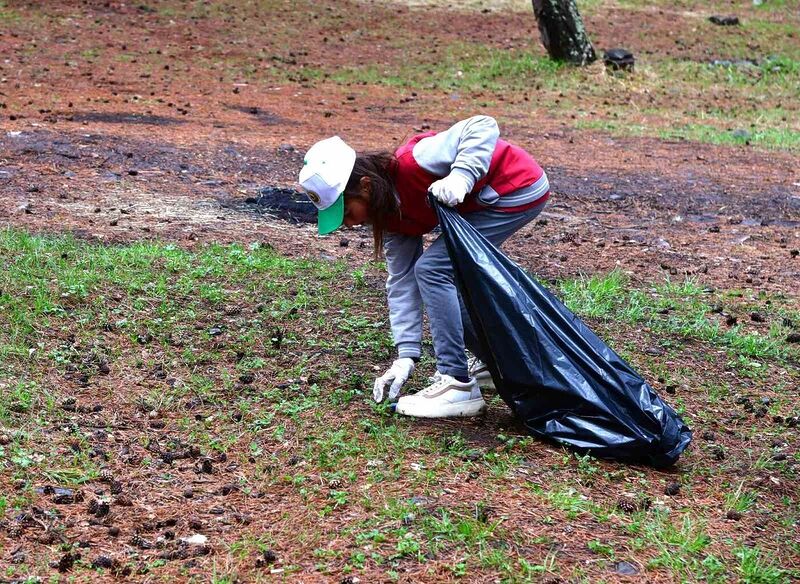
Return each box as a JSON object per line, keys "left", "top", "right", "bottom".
{"left": 433, "top": 200, "right": 692, "bottom": 467}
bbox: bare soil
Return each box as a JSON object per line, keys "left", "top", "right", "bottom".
{"left": 1, "top": 0, "right": 799, "bottom": 581}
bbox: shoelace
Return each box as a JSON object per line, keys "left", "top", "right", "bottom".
{"left": 467, "top": 356, "right": 482, "bottom": 372}
{"left": 418, "top": 374, "right": 454, "bottom": 396}
{"left": 427, "top": 371, "right": 443, "bottom": 384}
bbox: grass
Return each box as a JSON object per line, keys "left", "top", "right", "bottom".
{"left": 578, "top": 119, "right": 800, "bottom": 151}
{"left": 736, "top": 546, "right": 790, "bottom": 584}
{"left": 327, "top": 44, "right": 800, "bottom": 150}
{"left": 345, "top": 492, "right": 564, "bottom": 579}
{"left": 1, "top": 230, "right": 798, "bottom": 580}
{"left": 558, "top": 270, "right": 799, "bottom": 363}
{"left": 0, "top": 0, "right": 20, "bottom": 21}
{"left": 320, "top": 10, "right": 799, "bottom": 152}
{"left": 529, "top": 483, "right": 609, "bottom": 521}
{"left": 0, "top": 228, "right": 369, "bottom": 485}
{"left": 327, "top": 43, "right": 567, "bottom": 93}
{"left": 629, "top": 510, "right": 723, "bottom": 581}
{"left": 724, "top": 481, "right": 757, "bottom": 514}
{"left": 587, "top": 539, "right": 615, "bottom": 558}
{"left": 753, "top": 0, "right": 796, "bottom": 12}
{"left": 0, "top": 229, "right": 358, "bottom": 360}
{"left": 558, "top": 270, "right": 627, "bottom": 318}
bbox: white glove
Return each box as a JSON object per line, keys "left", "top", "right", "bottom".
{"left": 373, "top": 358, "right": 415, "bottom": 402}
{"left": 428, "top": 172, "right": 472, "bottom": 207}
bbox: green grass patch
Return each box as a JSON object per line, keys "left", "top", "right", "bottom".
{"left": 735, "top": 546, "right": 790, "bottom": 584}
{"left": 329, "top": 42, "right": 567, "bottom": 92}
{"left": 327, "top": 43, "right": 800, "bottom": 151}
{"left": 0, "top": 228, "right": 384, "bottom": 487}
{"left": 0, "top": 228, "right": 349, "bottom": 361}
{"left": 724, "top": 481, "right": 757, "bottom": 514}
{"left": 0, "top": 0, "right": 20, "bottom": 21}
{"left": 659, "top": 124, "right": 800, "bottom": 150}
{"left": 629, "top": 510, "right": 725, "bottom": 581}
{"left": 577, "top": 118, "right": 800, "bottom": 151}
{"left": 559, "top": 270, "right": 627, "bottom": 318}
{"left": 559, "top": 270, "right": 798, "bottom": 363}
{"left": 528, "top": 483, "right": 609, "bottom": 521}
{"left": 753, "top": 0, "right": 796, "bottom": 13}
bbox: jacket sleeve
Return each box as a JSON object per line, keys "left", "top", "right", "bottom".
{"left": 411, "top": 115, "right": 499, "bottom": 192}
{"left": 383, "top": 232, "right": 424, "bottom": 359}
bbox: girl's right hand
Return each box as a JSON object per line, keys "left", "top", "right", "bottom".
{"left": 373, "top": 358, "right": 416, "bottom": 402}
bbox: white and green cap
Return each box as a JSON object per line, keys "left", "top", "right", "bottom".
{"left": 298, "top": 136, "right": 356, "bottom": 235}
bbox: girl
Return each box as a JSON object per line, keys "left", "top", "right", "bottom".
{"left": 298, "top": 116, "right": 549, "bottom": 418}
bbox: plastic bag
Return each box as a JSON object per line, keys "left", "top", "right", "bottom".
{"left": 433, "top": 200, "right": 692, "bottom": 467}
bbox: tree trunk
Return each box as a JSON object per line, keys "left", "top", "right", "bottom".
{"left": 532, "top": 0, "right": 596, "bottom": 65}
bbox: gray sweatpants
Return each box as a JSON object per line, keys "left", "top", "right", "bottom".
{"left": 409, "top": 203, "right": 545, "bottom": 378}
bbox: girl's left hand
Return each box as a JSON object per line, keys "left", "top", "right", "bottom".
{"left": 428, "top": 173, "right": 471, "bottom": 207}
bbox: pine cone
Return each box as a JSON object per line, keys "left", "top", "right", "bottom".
{"left": 196, "top": 458, "right": 213, "bottom": 474}
{"left": 38, "top": 532, "right": 58, "bottom": 545}
{"left": 99, "top": 469, "right": 114, "bottom": 483}
{"left": 94, "top": 502, "right": 110, "bottom": 517}
{"left": 262, "top": 549, "right": 277, "bottom": 564}
{"left": 57, "top": 552, "right": 79, "bottom": 573}
{"left": 110, "top": 481, "right": 123, "bottom": 495}
{"left": 130, "top": 533, "right": 152, "bottom": 549}
{"left": 91, "top": 555, "right": 115, "bottom": 569}
{"left": 88, "top": 499, "right": 100, "bottom": 515}
{"left": 159, "top": 546, "right": 189, "bottom": 561}
{"left": 7, "top": 524, "right": 23, "bottom": 538}
{"left": 616, "top": 497, "right": 638, "bottom": 514}
{"left": 125, "top": 454, "right": 142, "bottom": 466}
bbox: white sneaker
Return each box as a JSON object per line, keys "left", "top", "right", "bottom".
{"left": 467, "top": 355, "right": 495, "bottom": 390}
{"left": 427, "top": 370, "right": 444, "bottom": 384}
{"left": 396, "top": 374, "right": 486, "bottom": 418}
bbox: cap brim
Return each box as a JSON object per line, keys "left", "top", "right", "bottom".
{"left": 317, "top": 194, "right": 344, "bottom": 235}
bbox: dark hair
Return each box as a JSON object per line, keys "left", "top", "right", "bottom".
{"left": 344, "top": 152, "right": 399, "bottom": 257}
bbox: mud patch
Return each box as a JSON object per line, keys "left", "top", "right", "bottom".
{"left": 3, "top": 132, "right": 82, "bottom": 160}
{"left": 547, "top": 166, "right": 798, "bottom": 222}
{"left": 1, "top": 129, "right": 302, "bottom": 185}
{"left": 69, "top": 112, "right": 187, "bottom": 125}
{"left": 243, "top": 186, "right": 316, "bottom": 224}
{"left": 225, "top": 105, "right": 296, "bottom": 126}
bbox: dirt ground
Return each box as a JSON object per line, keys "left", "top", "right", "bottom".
{"left": 2, "top": 0, "right": 799, "bottom": 292}
{"left": 1, "top": 0, "right": 799, "bottom": 582}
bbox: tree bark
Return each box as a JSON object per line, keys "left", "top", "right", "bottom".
{"left": 532, "top": 0, "right": 596, "bottom": 65}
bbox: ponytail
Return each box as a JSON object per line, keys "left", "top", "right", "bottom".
{"left": 344, "top": 152, "right": 398, "bottom": 258}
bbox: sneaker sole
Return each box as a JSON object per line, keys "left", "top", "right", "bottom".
{"left": 396, "top": 398, "right": 487, "bottom": 418}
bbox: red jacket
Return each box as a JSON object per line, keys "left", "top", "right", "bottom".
{"left": 386, "top": 132, "right": 549, "bottom": 236}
